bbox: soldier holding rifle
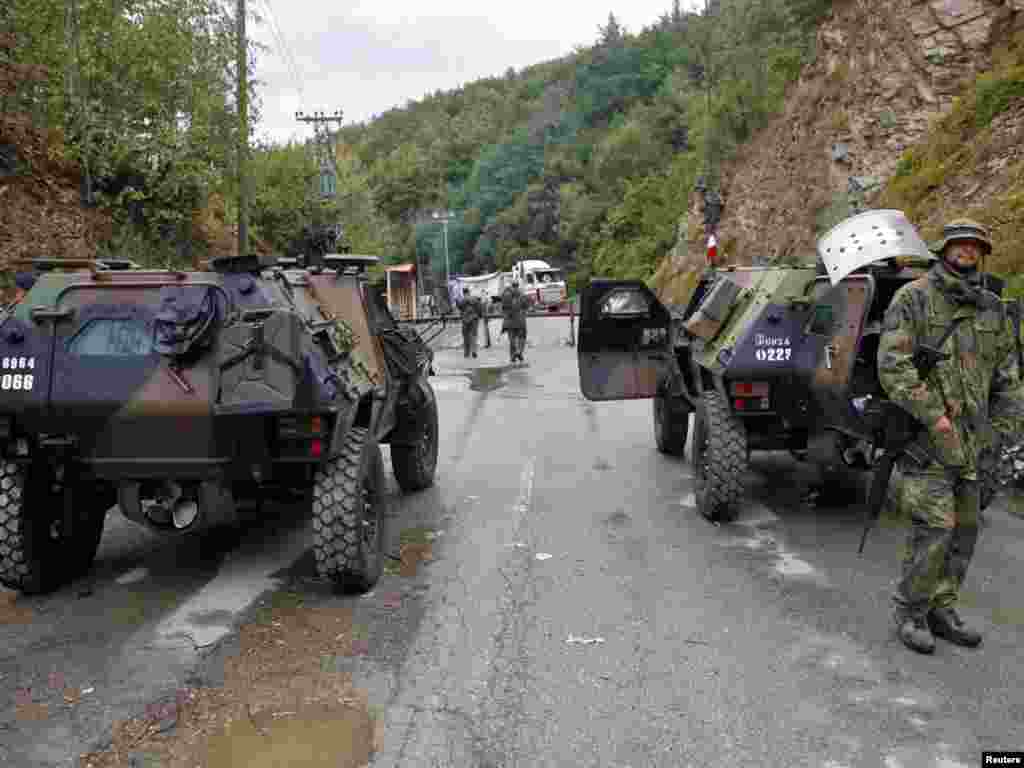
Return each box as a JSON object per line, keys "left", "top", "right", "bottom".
{"left": 877, "top": 219, "right": 1024, "bottom": 654}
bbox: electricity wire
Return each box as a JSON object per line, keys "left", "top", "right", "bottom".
{"left": 255, "top": 0, "right": 306, "bottom": 103}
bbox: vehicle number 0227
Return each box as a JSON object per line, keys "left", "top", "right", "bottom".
{"left": 755, "top": 347, "right": 791, "bottom": 362}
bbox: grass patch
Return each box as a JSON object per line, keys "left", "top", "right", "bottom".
{"left": 974, "top": 65, "right": 1024, "bottom": 128}
{"left": 252, "top": 589, "right": 305, "bottom": 625}
{"left": 107, "top": 587, "right": 182, "bottom": 627}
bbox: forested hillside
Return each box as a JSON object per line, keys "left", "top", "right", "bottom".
{"left": 319, "top": 0, "right": 830, "bottom": 293}
{"left": 5, "top": 0, "right": 1020, "bottom": 303}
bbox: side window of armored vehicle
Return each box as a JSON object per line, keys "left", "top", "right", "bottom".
{"left": 599, "top": 288, "right": 653, "bottom": 349}
{"left": 69, "top": 318, "right": 154, "bottom": 357}
{"left": 600, "top": 288, "right": 651, "bottom": 317}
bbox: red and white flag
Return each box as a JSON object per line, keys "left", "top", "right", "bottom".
{"left": 706, "top": 234, "right": 718, "bottom": 265}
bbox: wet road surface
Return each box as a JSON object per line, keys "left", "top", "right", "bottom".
{"left": 1, "top": 312, "right": 1022, "bottom": 766}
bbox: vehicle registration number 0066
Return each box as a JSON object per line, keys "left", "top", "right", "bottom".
{"left": 754, "top": 347, "right": 791, "bottom": 362}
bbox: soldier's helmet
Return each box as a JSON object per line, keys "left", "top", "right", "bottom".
{"left": 930, "top": 218, "right": 993, "bottom": 256}
{"left": 14, "top": 271, "right": 37, "bottom": 292}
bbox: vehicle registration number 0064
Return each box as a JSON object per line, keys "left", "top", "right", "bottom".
{"left": 1, "top": 356, "right": 36, "bottom": 390}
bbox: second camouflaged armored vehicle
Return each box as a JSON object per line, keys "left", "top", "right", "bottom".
{"left": 0, "top": 252, "right": 438, "bottom": 594}
{"left": 577, "top": 210, "right": 1014, "bottom": 522}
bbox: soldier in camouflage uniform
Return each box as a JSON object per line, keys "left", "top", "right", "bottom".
{"left": 455, "top": 287, "right": 483, "bottom": 358}
{"left": 501, "top": 279, "right": 530, "bottom": 363}
{"left": 877, "top": 219, "right": 1024, "bottom": 654}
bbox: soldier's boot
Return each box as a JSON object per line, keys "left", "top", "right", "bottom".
{"left": 927, "top": 606, "right": 982, "bottom": 647}
{"left": 893, "top": 613, "right": 936, "bottom": 654}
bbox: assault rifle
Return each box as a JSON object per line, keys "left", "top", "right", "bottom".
{"left": 857, "top": 316, "right": 969, "bottom": 554}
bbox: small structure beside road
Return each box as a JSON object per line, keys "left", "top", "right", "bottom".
{"left": 385, "top": 263, "right": 419, "bottom": 320}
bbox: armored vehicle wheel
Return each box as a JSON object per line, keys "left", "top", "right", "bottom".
{"left": 312, "top": 428, "right": 386, "bottom": 593}
{"left": 392, "top": 378, "right": 439, "bottom": 492}
{"left": 654, "top": 393, "right": 689, "bottom": 456}
{"left": 0, "top": 461, "right": 107, "bottom": 594}
{"left": 693, "top": 391, "right": 747, "bottom": 523}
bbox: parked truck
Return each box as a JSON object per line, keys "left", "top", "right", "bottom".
{"left": 449, "top": 261, "right": 568, "bottom": 313}
{"left": 511, "top": 260, "right": 568, "bottom": 311}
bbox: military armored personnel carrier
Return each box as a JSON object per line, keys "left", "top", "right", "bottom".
{"left": 577, "top": 210, "right": 1012, "bottom": 522}
{"left": 0, "top": 252, "right": 438, "bottom": 594}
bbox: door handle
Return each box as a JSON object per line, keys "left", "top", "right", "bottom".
{"left": 824, "top": 344, "right": 835, "bottom": 369}
{"left": 30, "top": 307, "right": 75, "bottom": 323}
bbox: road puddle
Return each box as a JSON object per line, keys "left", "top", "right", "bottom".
{"left": 203, "top": 702, "right": 376, "bottom": 768}
{"left": 468, "top": 365, "right": 508, "bottom": 391}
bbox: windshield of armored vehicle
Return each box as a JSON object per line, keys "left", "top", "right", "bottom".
{"left": 69, "top": 318, "right": 154, "bottom": 357}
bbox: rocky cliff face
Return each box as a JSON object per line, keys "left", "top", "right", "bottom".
{"left": 653, "top": 0, "right": 1023, "bottom": 301}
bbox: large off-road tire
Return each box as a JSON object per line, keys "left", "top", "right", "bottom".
{"left": 0, "top": 461, "right": 107, "bottom": 594}
{"left": 692, "top": 390, "right": 747, "bottom": 523}
{"left": 391, "top": 378, "right": 439, "bottom": 493}
{"left": 312, "top": 428, "right": 386, "bottom": 593}
{"left": 654, "top": 393, "right": 690, "bottom": 456}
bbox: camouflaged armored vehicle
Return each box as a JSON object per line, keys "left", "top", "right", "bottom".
{"left": 578, "top": 210, "right": 1012, "bottom": 522}
{"left": 0, "top": 252, "right": 438, "bottom": 594}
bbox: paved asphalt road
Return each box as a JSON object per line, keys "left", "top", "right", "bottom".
{"left": 2, "top": 312, "right": 1023, "bottom": 767}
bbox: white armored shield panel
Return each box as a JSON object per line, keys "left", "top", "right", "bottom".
{"left": 817, "top": 209, "right": 934, "bottom": 286}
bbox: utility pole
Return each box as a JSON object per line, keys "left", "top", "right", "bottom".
{"left": 296, "top": 110, "right": 344, "bottom": 178}
{"left": 237, "top": 0, "right": 249, "bottom": 259}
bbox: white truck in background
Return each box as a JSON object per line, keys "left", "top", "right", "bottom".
{"left": 511, "top": 260, "right": 568, "bottom": 311}
{"left": 448, "top": 260, "right": 568, "bottom": 313}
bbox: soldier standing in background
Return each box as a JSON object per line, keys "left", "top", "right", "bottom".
{"left": 501, "top": 279, "right": 530, "bottom": 363}
{"left": 13, "top": 271, "right": 37, "bottom": 304}
{"left": 4, "top": 271, "right": 37, "bottom": 310}
{"left": 456, "top": 286, "right": 483, "bottom": 359}
{"left": 877, "top": 218, "right": 1024, "bottom": 654}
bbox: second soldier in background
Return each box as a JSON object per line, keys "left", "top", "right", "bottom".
{"left": 501, "top": 279, "right": 530, "bottom": 363}
{"left": 456, "top": 286, "right": 484, "bottom": 358}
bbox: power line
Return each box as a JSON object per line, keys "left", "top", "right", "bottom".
{"left": 255, "top": 0, "right": 305, "bottom": 102}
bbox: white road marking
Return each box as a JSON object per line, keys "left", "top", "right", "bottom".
{"left": 115, "top": 567, "right": 149, "bottom": 585}
{"left": 680, "top": 492, "right": 696, "bottom": 507}
{"left": 151, "top": 521, "right": 309, "bottom": 648}
{"left": 776, "top": 552, "right": 815, "bottom": 577}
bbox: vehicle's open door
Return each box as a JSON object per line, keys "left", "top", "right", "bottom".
{"left": 577, "top": 280, "right": 671, "bottom": 401}
{"left": 794, "top": 274, "right": 876, "bottom": 438}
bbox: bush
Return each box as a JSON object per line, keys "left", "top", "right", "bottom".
{"left": 974, "top": 66, "right": 1024, "bottom": 128}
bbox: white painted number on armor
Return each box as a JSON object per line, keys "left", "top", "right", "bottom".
{"left": 0, "top": 357, "right": 35, "bottom": 390}
{"left": 1, "top": 374, "right": 34, "bottom": 391}
{"left": 1, "top": 356, "right": 35, "bottom": 369}
{"left": 755, "top": 347, "right": 792, "bottom": 362}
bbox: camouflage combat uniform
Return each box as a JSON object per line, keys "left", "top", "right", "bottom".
{"left": 501, "top": 284, "right": 530, "bottom": 363}
{"left": 878, "top": 234, "right": 1024, "bottom": 652}
{"left": 456, "top": 292, "right": 483, "bottom": 358}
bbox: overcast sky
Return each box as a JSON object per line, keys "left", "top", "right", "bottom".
{"left": 249, "top": 0, "right": 701, "bottom": 145}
